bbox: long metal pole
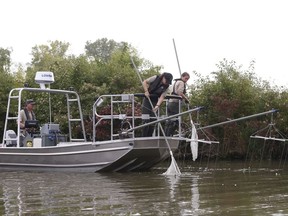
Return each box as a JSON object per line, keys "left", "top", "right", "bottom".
{"left": 199, "top": 109, "right": 278, "bottom": 130}
{"left": 130, "top": 55, "right": 181, "bottom": 175}
{"left": 173, "top": 38, "right": 182, "bottom": 76}
{"left": 173, "top": 38, "right": 194, "bottom": 131}
{"left": 123, "top": 106, "right": 202, "bottom": 133}
{"left": 130, "top": 56, "right": 174, "bottom": 151}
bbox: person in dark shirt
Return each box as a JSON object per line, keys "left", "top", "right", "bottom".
{"left": 141, "top": 72, "right": 173, "bottom": 137}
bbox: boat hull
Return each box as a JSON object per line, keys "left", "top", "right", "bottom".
{"left": 0, "top": 137, "right": 179, "bottom": 172}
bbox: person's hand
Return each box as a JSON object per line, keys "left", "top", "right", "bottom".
{"left": 153, "top": 105, "right": 159, "bottom": 112}
{"left": 144, "top": 91, "right": 150, "bottom": 97}
{"left": 183, "top": 96, "right": 189, "bottom": 104}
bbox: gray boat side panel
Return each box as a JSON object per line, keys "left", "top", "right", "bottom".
{"left": 0, "top": 141, "right": 134, "bottom": 172}
{"left": 100, "top": 138, "right": 180, "bottom": 172}
{"left": 0, "top": 140, "right": 133, "bottom": 153}
{"left": 0, "top": 137, "right": 180, "bottom": 172}
{"left": 100, "top": 148, "right": 170, "bottom": 172}
{"left": 0, "top": 147, "right": 130, "bottom": 165}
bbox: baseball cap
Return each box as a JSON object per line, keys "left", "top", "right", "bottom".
{"left": 163, "top": 72, "right": 173, "bottom": 84}
{"left": 26, "top": 99, "right": 36, "bottom": 105}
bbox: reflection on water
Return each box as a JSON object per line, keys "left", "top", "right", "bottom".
{"left": 0, "top": 161, "right": 288, "bottom": 215}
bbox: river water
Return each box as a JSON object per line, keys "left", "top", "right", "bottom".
{"left": 0, "top": 160, "right": 288, "bottom": 216}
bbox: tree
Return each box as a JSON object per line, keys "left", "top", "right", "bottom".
{"left": 190, "top": 59, "right": 286, "bottom": 159}
{"left": 19, "top": 39, "right": 162, "bottom": 138}
{"left": 85, "top": 38, "right": 126, "bottom": 63}
{"left": 0, "top": 47, "right": 11, "bottom": 73}
{"left": 2, "top": 40, "right": 288, "bottom": 161}
{"left": 0, "top": 47, "right": 17, "bottom": 138}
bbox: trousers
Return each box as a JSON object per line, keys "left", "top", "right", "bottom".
{"left": 141, "top": 97, "right": 157, "bottom": 137}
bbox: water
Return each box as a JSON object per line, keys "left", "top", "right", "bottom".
{"left": 0, "top": 161, "right": 288, "bottom": 215}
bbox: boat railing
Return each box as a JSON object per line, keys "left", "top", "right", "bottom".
{"left": 2, "top": 87, "right": 86, "bottom": 147}
{"left": 92, "top": 93, "right": 184, "bottom": 141}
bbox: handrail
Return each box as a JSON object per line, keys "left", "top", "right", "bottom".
{"left": 121, "top": 106, "right": 203, "bottom": 134}
{"left": 2, "top": 87, "right": 86, "bottom": 147}
{"left": 92, "top": 93, "right": 188, "bottom": 142}
{"left": 134, "top": 93, "right": 182, "bottom": 100}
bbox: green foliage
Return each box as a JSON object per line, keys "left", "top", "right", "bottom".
{"left": 85, "top": 38, "right": 126, "bottom": 63}
{"left": 2, "top": 41, "right": 288, "bottom": 161}
{"left": 191, "top": 58, "right": 288, "bottom": 159}
{"left": 0, "top": 47, "right": 11, "bottom": 72}
{"left": 0, "top": 39, "right": 161, "bottom": 140}
{"left": 0, "top": 47, "right": 16, "bottom": 138}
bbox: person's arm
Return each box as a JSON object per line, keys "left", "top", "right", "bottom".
{"left": 19, "top": 110, "right": 25, "bottom": 129}
{"left": 153, "top": 93, "right": 166, "bottom": 112}
{"left": 176, "top": 82, "right": 189, "bottom": 103}
{"left": 143, "top": 75, "right": 156, "bottom": 97}
{"left": 179, "top": 92, "right": 189, "bottom": 103}
{"left": 142, "top": 79, "right": 150, "bottom": 97}
{"left": 156, "top": 95, "right": 165, "bottom": 107}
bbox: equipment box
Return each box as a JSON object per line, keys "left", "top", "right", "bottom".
{"left": 41, "top": 123, "right": 60, "bottom": 134}
{"left": 42, "top": 134, "right": 67, "bottom": 146}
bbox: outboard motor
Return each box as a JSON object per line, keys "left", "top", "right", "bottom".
{"left": 5, "top": 130, "right": 17, "bottom": 147}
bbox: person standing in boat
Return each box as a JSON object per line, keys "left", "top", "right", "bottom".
{"left": 141, "top": 72, "right": 173, "bottom": 137}
{"left": 19, "top": 99, "right": 37, "bottom": 146}
{"left": 165, "top": 72, "right": 190, "bottom": 136}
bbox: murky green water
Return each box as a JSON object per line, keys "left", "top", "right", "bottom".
{"left": 0, "top": 160, "right": 288, "bottom": 215}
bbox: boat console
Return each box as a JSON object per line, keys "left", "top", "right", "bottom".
{"left": 24, "top": 123, "right": 67, "bottom": 147}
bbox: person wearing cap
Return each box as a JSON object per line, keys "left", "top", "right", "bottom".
{"left": 19, "top": 99, "right": 37, "bottom": 146}
{"left": 165, "top": 72, "right": 190, "bottom": 136}
{"left": 141, "top": 72, "right": 173, "bottom": 137}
